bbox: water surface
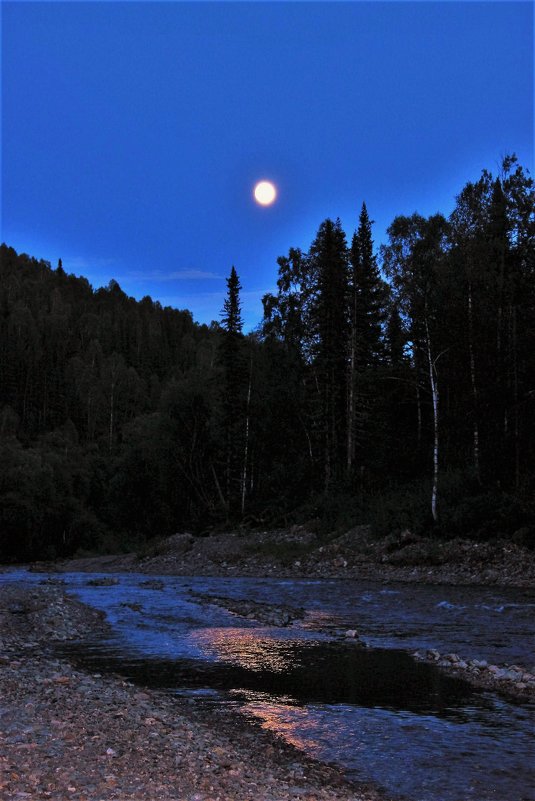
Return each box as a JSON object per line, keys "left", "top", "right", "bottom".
{"left": 2, "top": 570, "right": 534, "bottom": 801}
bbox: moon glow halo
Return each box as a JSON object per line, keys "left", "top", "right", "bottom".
{"left": 254, "top": 180, "right": 277, "bottom": 206}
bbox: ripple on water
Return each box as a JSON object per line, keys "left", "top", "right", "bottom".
{"left": 3, "top": 569, "right": 535, "bottom": 801}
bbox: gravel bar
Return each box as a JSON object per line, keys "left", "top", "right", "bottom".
{"left": 0, "top": 585, "right": 385, "bottom": 801}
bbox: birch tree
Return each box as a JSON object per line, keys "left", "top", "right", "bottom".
{"left": 382, "top": 213, "right": 449, "bottom": 522}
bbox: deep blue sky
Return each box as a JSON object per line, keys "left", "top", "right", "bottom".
{"left": 2, "top": 2, "right": 533, "bottom": 330}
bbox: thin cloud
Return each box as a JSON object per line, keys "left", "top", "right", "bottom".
{"left": 158, "top": 287, "right": 273, "bottom": 304}
{"left": 63, "top": 256, "right": 118, "bottom": 272}
{"left": 170, "top": 269, "right": 223, "bottom": 281}
{"left": 128, "top": 268, "right": 223, "bottom": 282}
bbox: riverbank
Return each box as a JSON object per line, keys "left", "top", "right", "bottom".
{"left": 0, "top": 584, "right": 384, "bottom": 801}
{"left": 41, "top": 526, "right": 535, "bottom": 588}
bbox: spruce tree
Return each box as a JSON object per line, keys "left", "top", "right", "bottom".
{"left": 220, "top": 266, "right": 246, "bottom": 517}
{"left": 347, "top": 204, "right": 387, "bottom": 477}
{"left": 309, "top": 218, "right": 349, "bottom": 489}
{"left": 351, "top": 203, "right": 386, "bottom": 369}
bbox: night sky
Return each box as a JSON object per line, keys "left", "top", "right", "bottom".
{"left": 2, "top": 1, "right": 533, "bottom": 330}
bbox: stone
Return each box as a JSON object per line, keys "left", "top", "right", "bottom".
{"left": 120, "top": 602, "right": 142, "bottom": 612}
{"left": 333, "top": 557, "right": 347, "bottom": 568}
{"left": 139, "top": 579, "right": 165, "bottom": 590}
{"left": 494, "top": 668, "right": 510, "bottom": 680}
{"left": 506, "top": 670, "right": 523, "bottom": 681}
{"left": 86, "top": 578, "right": 118, "bottom": 587}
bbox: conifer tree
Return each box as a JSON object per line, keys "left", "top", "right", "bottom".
{"left": 351, "top": 203, "right": 386, "bottom": 369}
{"left": 220, "top": 266, "right": 246, "bottom": 517}
{"left": 347, "top": 204, "right": 387, "bottom": 476}
{"left": 309, "top": 218, "right": 349, "bottom": 489}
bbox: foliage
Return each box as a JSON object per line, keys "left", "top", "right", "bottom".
{"left": 1, "top": 154, "right": 534, "bottom": 561}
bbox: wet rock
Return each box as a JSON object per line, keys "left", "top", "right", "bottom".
{"left": 412, "top": 651, "right": 423, "bottom": 661}
{"left": 139, "top": 579, "right": 165, "bottom": 590}
{"left": 505, "top": 669, "right": 523, "bottom": 681}
{"left": 418, "top": 646, "right": 535, "bottom": 701}
{"left": 191, "top": 593, "right": 305, "bottom": 627}
{"left": 87, "top": 577, "right": 118, "bottom": 587}
{"left": 120, "top": 601, "right": 143, "bottom": 612}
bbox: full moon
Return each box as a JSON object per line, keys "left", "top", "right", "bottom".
{"left": 254, "top": 180, "right": 277, "bottom": 206}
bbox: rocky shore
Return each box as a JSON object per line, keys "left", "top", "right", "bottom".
{"left": 46, "top": 526, "right": 535, "bottom": 589}
{"left": 411, "top": 648, "right": 535, "bottom": 702}
{"left": 0, "top": 584, "right": 384, "bottom": 801}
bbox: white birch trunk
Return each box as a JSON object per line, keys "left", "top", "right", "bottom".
{"left": 425, "top": 317, "right": 439, "bottom": 523}
{"left": 211, "top": 464, "right": 227, "bottom": 510}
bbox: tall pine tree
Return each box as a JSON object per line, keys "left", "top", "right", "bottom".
{"left": 220, "top": 266, "right": 246, "bottom": 518}
{"left": 347, "top": 204, "right": 387, "bottom": 478}
{"left": 309, "top": 218, "right": 349, "bottom": 490}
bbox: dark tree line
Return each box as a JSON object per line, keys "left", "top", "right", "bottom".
{"left": 1, "top": 155, "right": 534, "bottom": 561}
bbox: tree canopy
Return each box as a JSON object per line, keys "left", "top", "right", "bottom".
{"left": 1, "top": 155, "right": 534, "bottom": 561}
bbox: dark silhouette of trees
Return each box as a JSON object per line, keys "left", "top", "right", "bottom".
{"left": 1, "top": 154, "right": 534, "bottom": 562}
{"left": 309, "top": 218, "right": 349, "bottom": 490}
{"left": 219, "top": 266, "right": 247, "bottom": 518}
{"left": 347, "top": 204, "right": 388, "bottom": 482}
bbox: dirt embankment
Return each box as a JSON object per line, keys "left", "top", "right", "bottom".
{"left": 46, "top": 526, "right": 535, "bottom": 588}
{"left": 0, "top": 584, "right": 384, "bottom": 801}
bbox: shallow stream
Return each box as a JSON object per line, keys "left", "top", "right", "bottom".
{"left": 2, "top": 570, "right": 534, "bottom": 801}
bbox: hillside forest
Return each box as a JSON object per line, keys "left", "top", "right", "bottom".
{"left": 1, "top": 155, "right": 534, "bottom": 562}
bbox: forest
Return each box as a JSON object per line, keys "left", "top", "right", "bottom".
{"left": 1, "top": 155, "right": 534, "bottom": 562}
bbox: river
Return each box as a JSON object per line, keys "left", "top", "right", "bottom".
{"left": 2, "top": 569, "right": 534, "bottom": 801}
